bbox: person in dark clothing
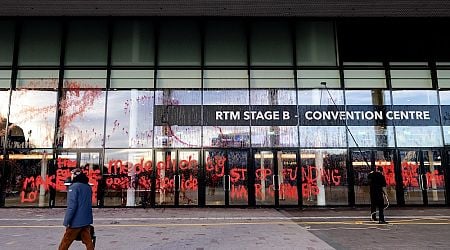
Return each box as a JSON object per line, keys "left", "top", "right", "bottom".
{"left": 58, "top": 168, "right": 94, "bottom": 250}
{"left": 368, "top": 166, "right": 388, "bottom": 224}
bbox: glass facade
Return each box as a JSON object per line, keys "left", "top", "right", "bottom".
{"left": 1, "top": 19, "right": 449, "bottom": 208}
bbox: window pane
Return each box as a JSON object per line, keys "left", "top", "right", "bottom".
{"left": 18, "top": 21, "right": 61, "bottom": 66}
{"left": 251, "top": 90, "right": 296, "bottom": 105}
{"left": 64, "top": 70, "right": 107, "bottom": 88}
{"left": 203, "top": 70, "right": 248, "bottom": 88}
{"left": 203, "top": 126, "right": 250, "bottom": 148}
{"left": 111, "top": 20, "right": 154, "bottom": 66}
{"left": 437, "top": 69, "right": 450, "bottom": 88}
{"left": 299, "top": 126, "right": 347, "bottom": 147}
{"left": 204, "top": 90, "right": 249, "bottom": 105}
{"left": 158, "top": 20, "right": 200, "bottom": 66}
{"left": 110, "top": 70, "right": 154, "bottom": 89}
{"left": 390, "top": 69, "right": 432, "bottom": 89}
{"left": 205, "top": 21, "right": 246, "bottom": 66}
{"left": 105, "top": 90, "right": 154, "bottom": 148}
{"left": 4, "top": 149, "right": 53, "bottom": 207}
{"left": 104, "top": 149, "right": 153, "bottom": 206}
{"left": 17, "top": 70, "right": 59, "bottom": 89}
{"left": 65, "top": 21, "right": 108, "bottom": 66}
{"left": 297, "top": 22, "right": 336, "bottom": 66}
{"left": 250, "top": 70, "right": 294, "bottom": 88}
{"left": 301, "top": 149, "right": 348, "bottom": 206}
{"left": 251, "top": 21, "right": 292, "bottom": 66}
{"left": 0, "top": 70, "right": 11, "bottom": 88}
{"left": 344, "top": 70, "right": 386, "bottom": 88}
{"left": 156, "top": 70, "right": 201, "bottom": 88}
{"left": 0, "top": 21, "right": 14, "bottom": 66}
{"left": 298, "top": 89, "right": 344, "bottom": 105}
{"left": 345, "top": 90, "right": 391, "bottom": 105}
{"left": 298, "top": 70, "right": 340, "bottom": 88}
{"left": 58, "top": 90, "right": 106, "bottom": 148}
{"left": 391, "top": 90, "right": 437, "bottom": 105}
{"left": 9, "top": 90, "right": 57, "bottom": 148}
{"left": 251, "top": 126, "right": 298, "bottom": 147}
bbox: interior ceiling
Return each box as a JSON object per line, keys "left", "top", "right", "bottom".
{"left": 1, "top": 0, "right": 450, "bottom": 17}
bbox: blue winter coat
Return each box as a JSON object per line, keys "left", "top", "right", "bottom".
{"left": 63, "top": 177, "right": 93, "bottom": 228}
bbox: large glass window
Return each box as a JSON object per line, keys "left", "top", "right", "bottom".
{"left": 392, "top": 90, "right": 442, "bottom": 147}
{"left": 0, "top": 21, "right": 14, "bottom": 66}
{"left": 8, "top": 71, "right": 58, "bottom": 148}
{"left": 65, "top": 20, "right": 108, "bottom": 66}
{"left": 110, "top": 70, "right": 154, "bottom": 89}
{"left": 203, "top": 70, "right": 248, "bottom": 88}
{"left": 105, "top": 90, "right": 154, "bottom": 148}
{"left": 345, "top": 90, "right": 395, "bottom": 147}
{"left": 58, "top": 73, "right": 106, "bottom": 148}
{"left": 156, "top": 70, "right": 201, "bottom": 89}
{"left": 250, "top": 89, "right": 298, "bottom": 147}
{"left": 438, "top": 90, "right": 450, "bottom": 145}
{"left": 205, "top": 21, "right": 246, "bottom": 66}
{"left": 18, "top": 21, "right": 61, "bottom": 66}
{"left": 111, "top": 20, "right": 154, "bottom": 66}
{"left": 301, "top": 149, "right": 348, "bottom": 206}
{"left": 298, "top": 89, "right": 346, "bottom": 147}
{"left": 250, "top": 21, "right": 292, "bottom": 66}
{"left": 3, "top": 150, "right": 53, "bottom": 207}
{"left": 203, "top": 89, "right": 250, "bottom": 148}
{"left": 298, "top": 70, "right": 340, "bottom": 89}
{"left": 296, "top": 22, "right": 337, "bottom": 66}
{"left": 250, "top": 70, "right": 294, "bottom": 89}
{"left": 158, "top": 20, "right": 200, "bottom": 66}
{"left": 103, "top": 149, "right": 153, "bottom": 206}
{"left": 154, "top": 90, "right": 201, "bottom": 148}
{"left": 344, "top": 70, "right": 386, "bottom": 89}
{"left": 0, "top": 88, "right": 10, "bottom": 148}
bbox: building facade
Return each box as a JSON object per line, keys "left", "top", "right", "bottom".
{"left": 1, "top": 2, "right": 450, "bottom": 208}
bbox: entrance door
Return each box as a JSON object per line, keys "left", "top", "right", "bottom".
{"left": 155, "top": 150, "right": 199, "bottom": 206}
{"left": 54, "top": 150, "right": 102, "bottom": 207}
{"left": 204, "top": 150, "right": 249, "bottom": 206}
{"left": 351, "top": 149, "right": 397, "bottom": 205}
{"left": 400, "top": 150, "right": 445, "bottom": 205}
{"left": 253, "top": 150, "right": 299, "bottom": 206}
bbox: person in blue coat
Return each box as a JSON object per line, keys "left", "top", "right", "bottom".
{"left": 58, "top": 168, "right": 94, "bottom": 250}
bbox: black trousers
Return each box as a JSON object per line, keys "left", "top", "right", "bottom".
{"left": 371, "top": 194, "right": 385, "bottom": 222}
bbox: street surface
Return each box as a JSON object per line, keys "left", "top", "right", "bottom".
{"left": 0, "top": 207, "right": 449, "bottom": 249}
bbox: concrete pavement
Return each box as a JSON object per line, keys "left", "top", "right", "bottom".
{"left": 0, "top": 207, "right": 450, "bottom": 249}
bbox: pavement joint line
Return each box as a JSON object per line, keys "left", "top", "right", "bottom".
{"left": 1, "top": 220, "right": 450, "bottom": 229}
{"left": 0, "top": 215, "right": 450, "bottom": 221}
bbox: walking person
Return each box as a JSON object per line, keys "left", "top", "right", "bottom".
{"left": 58, "top": 168, "right": 95, "bottom": 250}
{"left": 368, "top": 166, "right": 388, "bottom": 224}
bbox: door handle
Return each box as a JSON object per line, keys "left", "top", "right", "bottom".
{"left": 223, "top": 175, "right": 227, "bottom": 191}
{"left": 177, "top": 175, "right": 181, "bottom": 191}
{"left": 272, "top": 175, "right": 277, "bottom": 190}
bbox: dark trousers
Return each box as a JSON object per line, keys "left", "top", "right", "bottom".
{"left": 58, "top": 225, "right": 94, "bottom": 250}
{"left": 371, "top": 194, "right": 385, "bottom": 222}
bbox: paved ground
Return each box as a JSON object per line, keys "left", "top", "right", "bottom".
{"left": 0, "top": 207, "right": 449, "bottom": 249}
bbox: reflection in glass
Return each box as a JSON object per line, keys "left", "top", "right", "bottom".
{"left": 298, "top": 89, "right": 344, "bottom": 105}
{"left": 251, "top": 126, "right": 298, "bottom": 147}
{"left": 0, "top": 91, "right": 10, "bottom": 148}
{"left": 301, "top": 149, "right": 348, "bottom": 206}
{"left": 9, "top": 90, "right": 57, "bottom": 148}
{"left": 299, "top": 126, "right": 346, "bottom": 148}
{"left": 155, "top": 151, "right": 176, "bottom": 205}
{"left": 396, "top": 126, "right": 442, "bottom": 147}
{"left": 401, "top": 151, "right": 422, "bottom": 205}
{"left": 178, "top": 151, "right": 199, "bottom": 205}
{"left": 154, "top": 126, "right": 201, "bottom": 148}
{"left": 423, "top": 150, "right": 445, "bottom": 205}
{"left": 203, "top": 126, "right": 250, "bottom": 148}
{"left": 205, "top": 150, "right": 226, "bottom": 205}
{"left": 250, "top": 90, "right": 296, "bottom": 105}
{"left": 3, "top": 150, "right": 53, "bottom": 207}
{"left": 278, "top": 151, "right": 299, "bottom": 206}
{"left": 254, "top": 151, "right": 275, "bottom": 205}
{"left": 347, "top": 126, "right": 395, "bottom": 148}
{"left": 155, "top": 90, "right": 201, "bottom": 105}
{"left": 103, "top": 149, "right": 153, "bottom": 206}
{"left": 391, "top": 90, "right": 437, "bottom": 105}
{"left": 203, "top": 90, "right": 249, "bottom": 105}
{"left": 58, "top": 90, "right": 106, "bottom": 148}
{"left": 228, "top": 151, "right": 249, "bottom": 205}
{"left": 105, "top": 90, "right": 154, "bottom": 148}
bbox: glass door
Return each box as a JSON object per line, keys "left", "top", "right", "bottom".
{"left": 400, "top": 150, "right": 445, "bottom": 205}
{"left": 204, "top": 150, "right": 249, "bottom": 206}
{"left": 155, "top": 150, "right": 200, "bottom": 206}
{"left": 54, "top": 150, "right": 102, "bottom": 207}
{"left": 254, "top": 150, "right": 299, "bottom": 206}
{"left": 351, "top": 149, "right": 397, "bottom": 205}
